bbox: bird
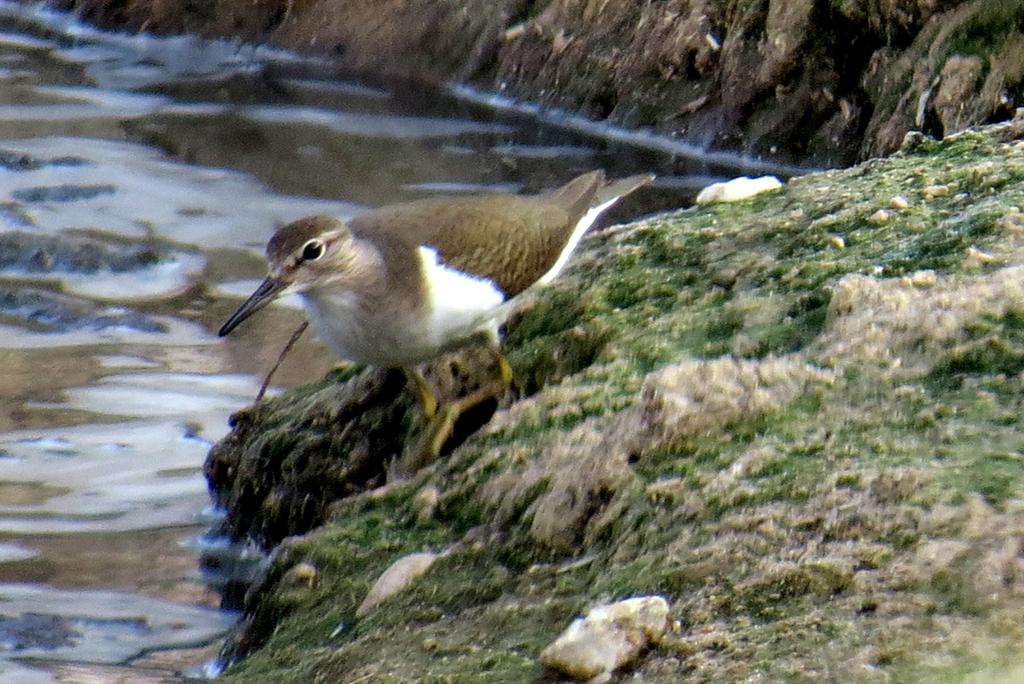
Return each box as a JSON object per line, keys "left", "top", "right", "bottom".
{"left": 218, "top": 170, "right": 654, "bottom": 471}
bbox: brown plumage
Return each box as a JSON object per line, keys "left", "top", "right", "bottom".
{"left": 344, "top": 170, "right": 606, "bottom": 297}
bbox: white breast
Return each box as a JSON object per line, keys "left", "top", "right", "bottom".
{"left": 299, "top": 246, "right": 504, "bottom": 368}
{"left": 301, "top": 288, "right": 389, "bottom": 366}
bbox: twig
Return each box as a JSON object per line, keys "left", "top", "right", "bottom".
{"left": 256, "top": 320, "right": 309, "bottom": 403}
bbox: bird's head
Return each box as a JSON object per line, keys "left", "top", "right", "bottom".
{"left": 218, "top": 215, "right": 367, "bottom": 337}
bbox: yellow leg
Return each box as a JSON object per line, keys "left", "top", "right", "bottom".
{"left": 495, "top": 348, "right": 513, "bottom": 386}
{"left": 398, "top": 346, "right": 513, "bottom": 474}
{"left": 404, "top": 367, "right": 438, "bottom": 421}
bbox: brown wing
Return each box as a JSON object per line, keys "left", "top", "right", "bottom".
{"left": 349, "top": 174, "right": 604, "bottom": 297}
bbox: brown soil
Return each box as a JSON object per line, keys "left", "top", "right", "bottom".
{"left": 46, "top": 0, "right": 1024, "bottom": 168}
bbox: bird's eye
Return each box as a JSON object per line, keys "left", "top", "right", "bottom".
{"left": 301, "top": 240, "right": 325, "bottom": 261}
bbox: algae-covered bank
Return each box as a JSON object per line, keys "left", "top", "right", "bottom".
{"left": 206, "top": 116, "right": 1024, "bottom": 682}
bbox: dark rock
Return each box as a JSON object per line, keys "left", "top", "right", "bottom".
{"left": 204, "top": 367, "right": 408, "bottom": 549}
{"left": 0, "top": 231, "right": 169, "bottom": 275}
{"left": 205, "top": 347, "right": 502, "bottom": 549}
{"left": 0, "top": 613, "right": 80, "bottom": 650}
{"left": 0, "top": 285, "right": 167, "bottom": 333}
{"left": 12, "top": 184, "right": 116, "bottom": 203}
{"left": 0, "top": 149, "right": 86, "bottom": 172}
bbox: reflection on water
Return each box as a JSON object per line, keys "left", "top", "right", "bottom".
{"left": 0, "top": 1, "right": 757, "bottom": 680}
{"left": 0, "top": 583, "right": 234, "bottom": 662}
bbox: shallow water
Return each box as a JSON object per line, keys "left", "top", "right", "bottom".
{"left": 0, "top": 2, "right": 774, "bottom": 680}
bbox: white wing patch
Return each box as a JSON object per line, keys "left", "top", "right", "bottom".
{"left": 418, "top": 245, "right": 505, "bottom": 346}
{"left": 538, "top": 195, "right": 620, "bottom": 285}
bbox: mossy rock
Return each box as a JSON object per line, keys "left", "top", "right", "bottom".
{"left": 211, "top": 115, "right": 1024, "bottom": 683}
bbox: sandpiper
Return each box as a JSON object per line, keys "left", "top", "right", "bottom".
{"left": 219, "top": 170, "right": 653, "bottom": 470}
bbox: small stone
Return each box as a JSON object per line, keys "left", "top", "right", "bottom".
{"left": 356, "top": 552, "right": 439, "bottom": 617}
{"left": 285, "top": 561, "right": 319, "bottom": 589}
{"left": 900, "top": 131, "right": 927, "bottom": 151}
{"left": 908, "top": 270, "right": 937, "bottom": 288}
{"left": 867, "top": 209, "right": 891, "bottom": 224}
{"left": 964, "top": 246, "right": 997, "bottom": 268}
{"left": 539, "top": 596, "right": 672, "bottom": 680}
{"left": 889, "top": 195, "right": 910, "bottom": 209}
{"left": 922, "top": 184, "right": 951, "bottom": 198}
{"left": 828, "top": 235, "right": 845, "bottom": 249}
{"left": 695, "top": 176, "right": 782, "bottom": 204}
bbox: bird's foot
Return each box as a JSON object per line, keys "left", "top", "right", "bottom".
{"left": 397, "top": 379, "right": 508, "bottom": 475}
{"left": 399, "top": 404, "right": 459, "bottom": 475}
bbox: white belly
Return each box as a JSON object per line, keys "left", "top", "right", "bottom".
{"left": 301, "top": 289, "right": 399, "bottom": 366}
{"left": 301, "top": 248, "right": 505, "bottom": 367}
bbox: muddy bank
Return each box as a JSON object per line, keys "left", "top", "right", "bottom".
{"left": 203, "top": 114, "right": 1024, "bottom": 681}
{"left": 47, "top": 0, "right": 1024, "bottom": 167}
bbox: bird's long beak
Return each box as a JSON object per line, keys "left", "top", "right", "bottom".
{"left": 218, "top": 276, "right": 289, "bottom": 336}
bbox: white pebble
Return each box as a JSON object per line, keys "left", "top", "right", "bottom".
{"left": 867, "top": 209, "right": 891, "bottom": 224}
{"left": 889, "top": 195, "right": 910, "bottom": 209}
{"left": 539, "top": 596, "right": 673, "bottom": 680}
{"left": 356, "top": 552, "right": 439, "bottom": 617}
{"left": 695, "top": 176, "right": 782, "bottom": 204}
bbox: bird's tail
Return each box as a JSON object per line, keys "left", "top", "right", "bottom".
{"left": 594, "top": 173, "right": 655, "bottom": 206}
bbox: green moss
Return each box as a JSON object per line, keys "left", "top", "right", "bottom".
{"left": 946, "top": 451, "right": 1022, "bottom": 507}
{"left": 219, "top": 125, "right": 1024, "bottom": 682}
{"left": 732, "top": 288, "right": 832, "bottom": 357}
{"left": 945, "top": 3, "right": 1024, "bottom": 61}
{"left": 736, "top": 561, "right": 854, "bottom": 621}
{"left": 929, "top": 311, "right": 1024, "bottom": 388}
